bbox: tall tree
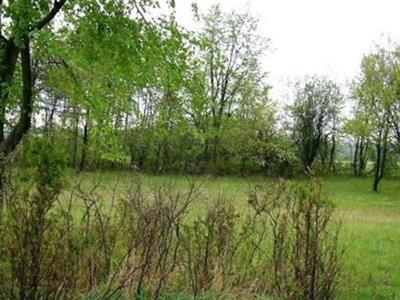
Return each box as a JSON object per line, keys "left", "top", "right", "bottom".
{"left": 353, "top": 49, "right": 396, "bottom": 191}
{"left": 44, "top": 0, "right": 182, "bottom": 170}
{"left": 0, "top": 0, "right": 67, "bottom": 207}
{"left": 0, "top": 0, "right": 67, "bottom": 155}
{"left": 197, "top": 5, "right": 269, "bottom": 171}
{"left": 290, "top": 77, "right": 343, "bottom": 172}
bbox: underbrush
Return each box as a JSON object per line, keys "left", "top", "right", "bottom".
{"left": 0, "top": 139, "right": 343, "bottom": 299}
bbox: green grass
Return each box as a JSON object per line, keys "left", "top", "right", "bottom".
{"left": 72, "top": 172, "right": 400, "bottom": 299}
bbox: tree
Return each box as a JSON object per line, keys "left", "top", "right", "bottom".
{"left": 195, "top": 4, "right": 269, "bottom": 171}
{"left": 386, "top": 48, "right": 400, "bottom": 153}
{"left": 344, "top": 109, "right": 372, "bottom": 177}
{"left": 352, "top": 49, "right": 397, "bottom": 191}
{"left": 290, "top": 77, "right": 343, "bottom": 172}
{"left": 38, "top": 0, "right": 182, "bottom": 171}
{"left": 0, "top": 0, "right": 67, "bottom": 207}
{"left": 0, "top": 0, "right": 67, "bottom": 155}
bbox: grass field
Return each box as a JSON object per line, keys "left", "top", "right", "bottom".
{"left": 74, "top": 172, "right": 400, "bottom": 299}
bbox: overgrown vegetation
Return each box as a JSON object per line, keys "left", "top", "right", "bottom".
{"left": 1, "top": 0, "right": 400, "bottom": 298}
{"left": 2, "top": 0, "right": 400, "bottom": 189}
{"left": 0, "top": 138, "right": 341, "bottom": 299}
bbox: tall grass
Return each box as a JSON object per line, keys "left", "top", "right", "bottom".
{"left": 0, "top": 151, "right": 342, "bottom": 299}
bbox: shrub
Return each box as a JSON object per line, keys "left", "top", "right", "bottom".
{"left": 249, "top": 179, "right": 343, "bottom": 299}
{"left": 0, "top": 152, "right": 343, "bottom": 300}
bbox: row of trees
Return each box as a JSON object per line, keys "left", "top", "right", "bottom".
{"left": 22, "top": 3, "right": 277, "bottom": 175}
{"left": 2, "top": 1, "right": 400, "bottom": 191}
{"left": 290, "top": 47, "right": 400, "bottom": 192}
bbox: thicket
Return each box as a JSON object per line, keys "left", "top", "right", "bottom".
{"left": 0, "top": 137, "right": 343, "bottom": 299}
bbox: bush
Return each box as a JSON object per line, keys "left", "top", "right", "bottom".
{"left": 0, "top": 153, "right": 343, "bottom": 300}
{"left": 0, "top": 136, "right": 68, "bottom": 299}
{"left": 249, "top": 179, "right": 343, "bottom": 299}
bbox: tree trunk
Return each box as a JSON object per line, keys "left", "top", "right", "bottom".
{"left": 379, "top": 128, "right": 389, "bottom": 184}
{"left": 373, "top": 126, "right": 389, "bottom": 192}
{"left": 373, "top": 142, "right": 386, "bottom": 192}
{"left": 319, "top": 136, "right": 328, "bottom": 170}
{"left": 353, "top": 139, "right": 359, "bottom": 176}
{"left": 47, "top": 97, "right": 58, "bottom": 133}
{"left": 329, "top": 134, "right": 336, "bottom": 172}
{"left": 72, "top": 106, "right": 80, "bottom": 169}
{"left": 0, "top": 37, "right": 33, "bottom": 209}
{"left": 79, "top": 110, "right": 90, "bottom": 173}
{"left": 373, "top": 142, "right": 382, "bottom": 192}
{"left": 0, "top": 38, "right": 18, "bottom": 211}
{"left": 0, "top": 1, "right": 66, "bottom": 211}
{"left": 305, "top": 161, "right": 313, "bottom": 174}
{"left": 0, "top": 38, "right": 19, "bottom": 143}
{"left": 358, "top": 140, "right": 364, "bottom": 176}
{"left": 212, "top": 135, "right": 220, "bottom": 174}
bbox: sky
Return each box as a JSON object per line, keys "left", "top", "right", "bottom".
{"left": 174, "top": 0, "right": 400, "bottom": 102}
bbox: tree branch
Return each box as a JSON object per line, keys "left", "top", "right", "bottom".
{"left": 0, "top": 0, "right": 3, "bottom": 38}
{"left": 1, "top": 37, "right": 33, "bottom": 155}
{"left": 31, "top": 0, "right": 68, "bottom": 31}
{"left": 0, "top": 38, "right": 19, "bottom": 143}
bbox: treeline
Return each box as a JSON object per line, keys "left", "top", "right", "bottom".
{"left": 2, "top": 1, "right": 400, "bottom": 191}
{"left": 28, "top": 4, "right": 276, "bottom": 175}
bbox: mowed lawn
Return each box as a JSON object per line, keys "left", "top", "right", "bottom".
{"left": 74, "top": 172, "right": 400, "bottom": 299}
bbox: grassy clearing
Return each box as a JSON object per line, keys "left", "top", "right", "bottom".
{"left": 71, "top": 172, "right": 400, "bottom": 299}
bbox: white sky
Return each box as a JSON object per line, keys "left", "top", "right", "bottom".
{"left": 175, "top": 0, "right": 400, "bottom": 102}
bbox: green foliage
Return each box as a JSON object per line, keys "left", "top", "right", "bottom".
{"left": 262, "top": 134, "right": 297, "bottom": 177}
{"left": 1, "top": 0, "right": 290, "bottom": 176}
{"left": 0, "top": 134, "right": 68, "bottom": 299}
{"left": 26, "top": 136, "right": 67, "bottom": 189}
{"left": 6, "top": 1, "right": 400, "bottom": 299}
{"left": 347, "top": 47, "right": 400, "bottom": 190}
{"left": 290, "top": 76, "right": 343, "bottom": 171}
